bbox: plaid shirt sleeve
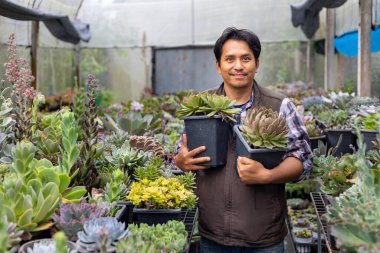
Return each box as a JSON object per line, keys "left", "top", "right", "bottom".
{"left": 279, "top": 98, "right": 313, "bottom": 181}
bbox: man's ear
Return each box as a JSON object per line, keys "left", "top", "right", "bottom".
{"left": 256, "top": 59, "right": 260, "bottom": 70}
{"left": 215, "top": 60, "right": 221, "bottom": 75}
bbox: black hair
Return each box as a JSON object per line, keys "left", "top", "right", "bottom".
{"left": 213, "top": 27, "right": 261, "bottom": 64}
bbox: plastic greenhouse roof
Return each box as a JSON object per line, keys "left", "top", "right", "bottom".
{"left": 0, "top": 0, "right": 379, "bottom": 48}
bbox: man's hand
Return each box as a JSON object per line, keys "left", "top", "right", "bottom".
{"left": 174, "top": 134, "right": 211, "bottom": 172}
{"left": 236, "top": 156, "right": 270, "bottom": 184}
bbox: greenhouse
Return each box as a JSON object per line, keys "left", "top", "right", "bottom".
{"left": 0, "top": 0, "right": 380, "bottom": 252}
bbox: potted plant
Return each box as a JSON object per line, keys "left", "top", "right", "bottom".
{"left": 18, "top": 232, "right": 77, "bottom": 253}
{"left": 354, "top": 107, "right": 380, "bottom": 152}
{"left": 317, "top": 109, "right": 356, "bottom": 157}
{"left": 177, "top": 93, "right": 241, "bottom": 167}
{"left": 304, "top": 119, "right": 326, "bottom": 150}
{"left": 233, "top": 107, "right": 287, "bottom": 169}
{"left": 116, "top": 221, "right": 188, "bottom": 253}
{"left": 293, "top": 228, "right": 312, "bottom": 244}
{"left": 126, "top": 177, "right": 197, "bottom": 225}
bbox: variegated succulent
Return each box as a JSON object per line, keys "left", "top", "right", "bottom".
{"left": 239, "top": 107, "right": 288, "bottom": 149}
{"left": 177, "top": 93, "right": 241, "bottom": 122}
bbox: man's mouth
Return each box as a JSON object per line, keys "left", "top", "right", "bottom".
{"left": 230, "top": 73, "right": 247, "bottom": 77}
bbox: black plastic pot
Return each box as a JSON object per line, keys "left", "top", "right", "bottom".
{"left": 233, "top": 125, "right": 286, "bottom": 169}
{"left": 117, "top": 201, "right": 134, "bottom": 224}
{"left": 326, "top": 129, "right": 357, "bottom": 157}
{"left": 358, "top": 130, "right": 377, "bottom": 152}
{"left": 133, "top": 207, "right": 182, "bottom": 225}
{"left": 19, "top": 239, "right": 77, "bottom": 253}
{"left": 309, "top": 135, "right": 326, "bottom": 151}
{"left": 183, "top": 115, "right": 230, "bottom": 167}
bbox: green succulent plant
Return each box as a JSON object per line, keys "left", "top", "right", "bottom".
{"left": 294, "top": 229, "right": 312, "bottom": 238}
{"left": 319, "top": 154, "right": 357, "bottom": 196}
{"left": 133, "top": 156, "right": 163, "bottom": 182}
{"left": 177, "top": 93, "right": 241, "bottom": 122}
{"left": 304, "top": 119, "right": 324, "bottom": 138}
{"left": 104, "top": 142, "right": 151, "bottom": 176}
{"left": 117, "top": 221, "right": 188, "bottom": 253}
{"left": 127, "top": 177, "right": 197, "bottom": 210}
{"left": 76, "top": 217, "right": 129, "bottom": 253}
{"left": 239, "top": 107, "right": 288, "bottom": 149}
{"left": 117, "top": 111, "right": 155, "bottom": 136}
{"left": 0, "top": 87, "right": 15, "bottom": 164}
{"left": 177, "top": 172, "right": 196, "bottom": 190}
{"left": 316, "top": 109, "right": 350, "bottom": 129}
{"left": 104, "top": 168, "right": 129, "bottom": 203}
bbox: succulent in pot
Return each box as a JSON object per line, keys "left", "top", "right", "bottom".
{"left": 18, "top": 232, "right": 76, "bottom": 253}
{"left": 234, "top": 107, "right": 288, "bottom": 169}
{"left": 177, "top": 93, "right": 241, "bottom": 167}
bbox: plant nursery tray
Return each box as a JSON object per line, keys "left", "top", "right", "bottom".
{"left": 310, "top": 192, "right": 340, "bottom": 253}
{"left": 180, "top": 208, "right": 198, "bottom": 253}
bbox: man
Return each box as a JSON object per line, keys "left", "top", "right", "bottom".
{"left": 174, "top": 27, "right": 312, "bottom": 253}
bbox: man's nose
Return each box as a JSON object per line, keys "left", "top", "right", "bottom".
{"left": 234, "top": 59, "right": 243, "bottom": 70}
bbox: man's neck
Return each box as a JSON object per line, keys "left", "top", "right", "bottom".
{"left": 224, "top": 82, "right": 253, "bottom": 105}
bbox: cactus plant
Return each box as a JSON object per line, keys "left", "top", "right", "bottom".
{"left": 76, "top": 217, "right": 129, "bottom": 253}
{"left": 239, "top": 107, "right": 288, "bottom": 149}
{"left": 53, "top": 200, "right": 108, "bottom": 241}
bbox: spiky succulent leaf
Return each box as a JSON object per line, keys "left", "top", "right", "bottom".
{"left": 240, "top": 107, "right": 288, "bottom": 149}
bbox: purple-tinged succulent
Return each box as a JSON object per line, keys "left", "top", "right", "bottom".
{"left": 53, "top": 200, "right": 108, "bottom": 241}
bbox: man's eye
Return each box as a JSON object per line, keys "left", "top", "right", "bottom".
{"left": 226, "top": 58, "right": 233, "bottom": 62}
{"left": 242, "top": 57, "right": 251, "bottom": 62}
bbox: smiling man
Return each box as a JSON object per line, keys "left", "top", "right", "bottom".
{"left": 175, "top": 27, "right": 312, "bottom": 253}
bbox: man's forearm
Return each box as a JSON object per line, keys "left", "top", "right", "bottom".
{"left": 265, "top": 157, "right": 303, "bottom": 184}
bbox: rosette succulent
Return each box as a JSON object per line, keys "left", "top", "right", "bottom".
{"left": 239, "top": 107, "right": 288, "bottom": 149}
{"left": 177, "top": 93, "right": 241, "bottom": 122}
{"left": 76, "top": 217, "right": 129, "bottom": 253}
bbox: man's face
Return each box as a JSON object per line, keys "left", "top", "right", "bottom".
{"left": 216, "top": 39, "right": 259, "bottom": 89}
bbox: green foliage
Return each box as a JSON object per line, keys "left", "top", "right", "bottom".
{"left": 104, "top": 168, "right": 129, "bottom": 203}
{"left": 133, "top": 156, "right": 163, "bottom": 182}
{"left": 326, "top": 131, "right": 380, "bottom": 251}
{"left": 294, "top": 229, "right": 312, "bottom": 238}
{"left": 177, "top": 93, "right": 241, "bottom": 122}
{"left": 0, "top": 87, "right": 15, "bottom": 163}
{"left": 318, "top": 154, "right": 357, "bottom": 196}
{"left": 127, "top": 177, "right": 197, "bottom": 209}
{"left": 117, "top": 221, "right": 188, "bottom": 253}
{"left": 316, "top": 109, "right": 350, "bottom": 129}
{"left": 176, "top": 172, "right": 196, "bottom": 191}
{"left": 58, "top": 110, "right": 80, "bottom": 175}
{"left": 304, "top": 119, "right": 323, "bottom": 138}
{"left": 117, "top": 111, "right": 155, "bottom": 136}
{"left": 54, "top": 232, "right": 69, "bottom": 253}
{"left": 11, "top": 91, "right": 34, "bottom": 142}
{"left": 104, "top": 142, "right": 151, "bottom": 176}
{"left": 35, "top": 110, "right": 62, "bottom": 156}
{"left": 239, "top": 107, "right": 288, "bottom": 149}
{"left": 74, "top": 75, "right": 103, "bottom": 188}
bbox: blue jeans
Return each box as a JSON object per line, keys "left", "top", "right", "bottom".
{"left": 200, "top": 237, "right": 284, "bottom": 253}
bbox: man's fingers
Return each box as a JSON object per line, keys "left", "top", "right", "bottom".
{"left": 188, "top": 145, "right": 206, "bottom": 157}
{"left": 238, "top": 156, "right": 253, "bottom": 165}
{"left": 191, "top": 156, "right": 211, "bottom": 164}
{"left": 182, "top": 133, "right": 188, "bottom": 148}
